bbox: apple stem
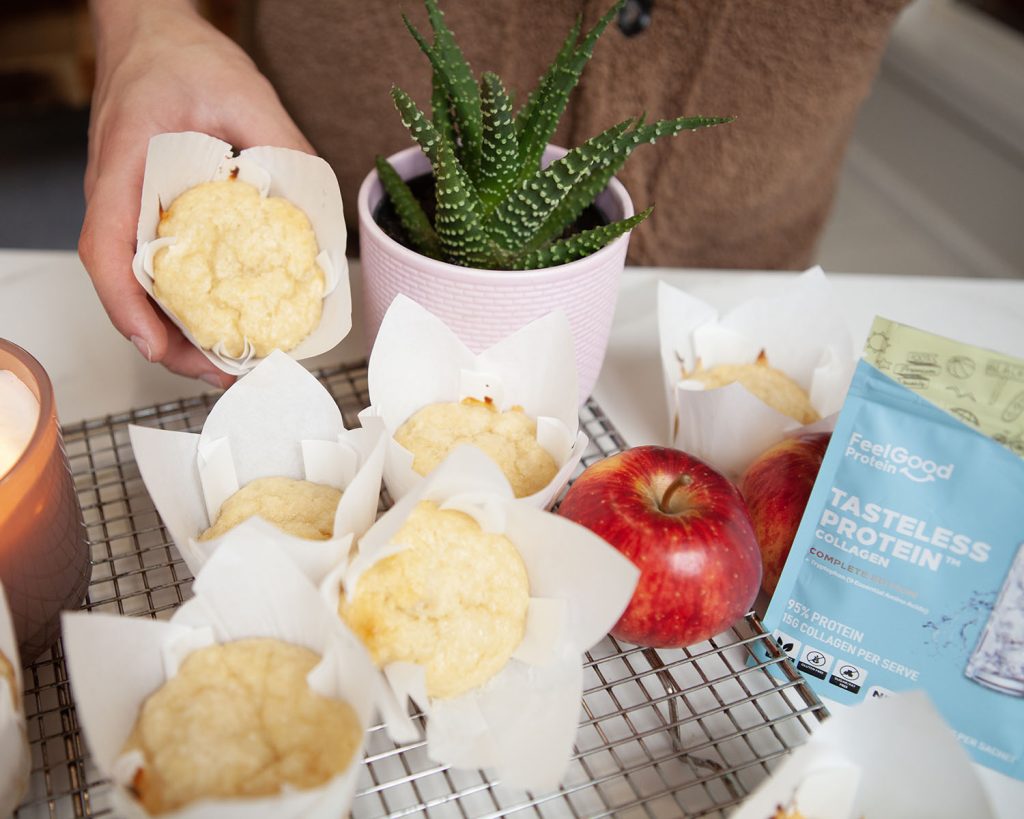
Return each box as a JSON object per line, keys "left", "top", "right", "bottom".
{"left": 660, "top": 474, "right": 693, "bottom": 514}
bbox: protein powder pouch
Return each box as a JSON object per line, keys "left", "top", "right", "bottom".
{"left": 762, "top": 317, "right": 1024, "bottom": 781}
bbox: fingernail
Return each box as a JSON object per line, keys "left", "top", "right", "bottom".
{"left": 130, "top": 335, "right": 152, "bottom": 362}
{"left": 200, "top": 373, "right": 225, "bottom": 389}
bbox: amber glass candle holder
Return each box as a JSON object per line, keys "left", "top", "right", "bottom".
{"left": 0, "top": 340, "right": 90, "bottom": 662}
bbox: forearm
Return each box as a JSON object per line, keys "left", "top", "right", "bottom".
{"left": 90, "top": 0, "right": 200, "bottom": 33}
{"left": 90, "top": 0, "right": 204, "bottom": 74}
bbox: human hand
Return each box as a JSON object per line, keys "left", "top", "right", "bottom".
{"left": 80, "top": 0, "right": 314, "bottom": 386}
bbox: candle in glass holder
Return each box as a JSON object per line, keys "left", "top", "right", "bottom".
{"left": 0, "top": 340, "right": 90, "bottom": 663}
{"left": 0, "top": 370, "right": 38, "bottom": 478}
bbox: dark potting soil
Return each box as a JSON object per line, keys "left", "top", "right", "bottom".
{"left": 373, "top": 173, "right": 609, "bottom": 261}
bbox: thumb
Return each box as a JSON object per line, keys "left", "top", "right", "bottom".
{"left": 218, "top": 88, "right": 317, "bottom": 155}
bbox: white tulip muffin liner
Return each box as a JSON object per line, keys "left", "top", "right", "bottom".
{"left": 658, "top": 267, "right": 855, "bottom": 479}
{"left": 362, "top": 294, "right": 588, "bottom": 509}
{"left": 731, "top": 691, "right": 994, "bottom": 819}
{"left": 0, "top": 582, "right": 29, "bottom": 818}
{"left": 131, "top": 131, "right": 351, "bottom": 375}
{"left": 129, "top": 351, "right": 386, "bottom": 582}
{"left": 321, "top": 446, "right": 640, "bottom": 792}
{"left": 62, "top": 525, "right": 388, "bottom": 819}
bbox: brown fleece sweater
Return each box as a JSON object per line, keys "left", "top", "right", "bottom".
{"left": 250, "top": 0, "right": 910, "bottom": 269}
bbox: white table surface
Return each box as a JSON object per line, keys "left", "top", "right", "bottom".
{"left": 1, "top": 249, "right": 1022, "bottom": 815}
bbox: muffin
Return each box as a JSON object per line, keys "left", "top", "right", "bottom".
{"left": 684, "top": 352, "right": 819, "bottom": 424}
{"left": 199, "top": 476, "right": 341, "bottom": 541}
{"left": 394, "top": 398, "right": 558, "bottom": 498}
{"left": 152, "top": 178, "right": 325, "bottom": 358}
{"left": 123, "top": 638, "right": 361, "bottom": 815}
{"left": 340, "top": 500, "right": 529, "bottom": 699}
{"left": 0, "top": 649, "right": 18, "bottom": 711}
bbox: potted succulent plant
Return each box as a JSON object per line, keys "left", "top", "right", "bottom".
{"left": 357, "top": 0, "right": 730, "bottom": 400}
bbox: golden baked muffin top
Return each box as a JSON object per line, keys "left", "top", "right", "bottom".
{"left": 124, "top": 638, "right": 361, "bottom": 815}
{"left": 394, "top": 398, "right": 558, "bottom": 498}
{"left": 199, "top": 476, "right": 341, "bottom": 541}
{"left": 153, "top": 179, "right": 325, "bottom": 359}
{"left": 0, "top": 649, "right": 18, "bottom": 711}
{"left": 684, "top": 352, "right": 819, "bottom": 425}
{"left": 340, "top": 500, "right": 529, "bottom": 700}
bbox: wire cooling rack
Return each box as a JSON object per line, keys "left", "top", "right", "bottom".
{"left": 13, "top": 360, "right": 827, "bottom": 819}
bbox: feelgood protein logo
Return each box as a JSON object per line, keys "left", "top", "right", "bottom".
{"left": 845, "top": 432, "right": 954, "bottom": 483}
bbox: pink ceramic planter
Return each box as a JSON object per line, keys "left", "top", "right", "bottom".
{"left": 357, "top": 145, "right": 635, "bottom": 403}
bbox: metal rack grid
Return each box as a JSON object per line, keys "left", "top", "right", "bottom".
{"left": 13, "top": 360, "right": 828, "bottom": 819}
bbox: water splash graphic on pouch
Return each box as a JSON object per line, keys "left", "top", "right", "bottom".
{"left": 922, "top": 590, "right": 996, "bottom": 659}
{"left": 965, "top": 544, "right": 1024, "bottom": 697}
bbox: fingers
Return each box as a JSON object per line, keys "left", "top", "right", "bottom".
{"left": 79, "top": 134, "right": 233, "bottom": 387}
{"left": 80, "top": 184, "right": 234, "bottom": 390}
{"left": 155, "top": 311, "right": 235, "bottom": 389}
{"left": 79, "top": 146, "right": 167, "bottom": 357}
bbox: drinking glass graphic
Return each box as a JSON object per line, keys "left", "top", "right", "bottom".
{"left": 965, "top": 543, "right": 1024, "bottom": 696}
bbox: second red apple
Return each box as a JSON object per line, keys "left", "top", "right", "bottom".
{"left": 739, "top": 432, "right": 831, "bottom": 596}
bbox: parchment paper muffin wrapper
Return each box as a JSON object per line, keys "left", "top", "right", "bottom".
{"left": 129, "top": 351, "right": 386, "bottom": 583}
{"left": 131, "top": 131, "right": 352, "bottom": 376}
{"left": 0, "top": 582, "right": 30, "bottom": 818}
{"left": 657, "top": 267, "right": 855, "bottom": 479}
{"left": 320, "top": 446, "right": 641, "bottom": 793}
{"left": 62, "top": 524, "right": 391, "bottom": 819}
{"left": 730, "top": 691, "right": 993, "bottom": 819}
{"left": 362, "top": 294, "right": 588, "bottom": 509}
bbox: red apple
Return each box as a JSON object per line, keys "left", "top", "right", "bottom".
{"left": 739, "top": 432, "right": 831, "bottom": 596}
{"left": 557, "top": 446, "right": 761, "bottom": 648}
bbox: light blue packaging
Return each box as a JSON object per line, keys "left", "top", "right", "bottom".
{"left": 762, "top": 357, "right": 1024, "bottom": 781}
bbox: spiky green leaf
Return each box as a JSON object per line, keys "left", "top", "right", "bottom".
{"left": 430, "top": 69, "right": 457, "bottom": 149}
{"left": 434, "top": 135, "right": 491, "bottom": 267}
{"left": 527, "top": 115, "right": 734, "bottom": 249}
{"left": 511, "top": 207, "right": 652, "bottom": 269}
{"left": 516, "top": 1, "right": 625, "bottom": 181}
{"left": 626, "top": 115, "right": 734, "bottom": 149}
{"left": 405, "top": 0, "right": 483, "bottom": 180}
{"left": 392, "top": 84, "right": 493, "bottom": 265}
{"left": 486, "top": 119, "right": 632, "bottom": 252}
{"left": 391, "top": 86, "right": 443, "bottom": 163}
{"left": 374, "top": 155, "right": 442, "bottom": 259}
{"left": 402, "top": 9, "right": 433, "bottom": 52}
{"left": 477, "top": 72, "right": 519, "bottom": 212}
{"left": 515, "top": 15, "right": 581, "bottom": 136}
